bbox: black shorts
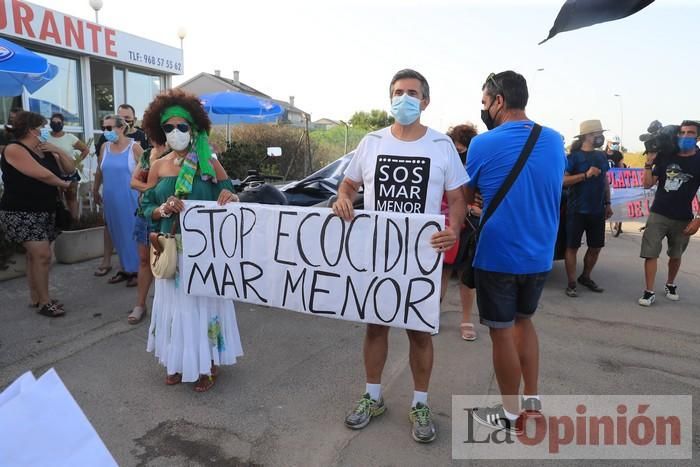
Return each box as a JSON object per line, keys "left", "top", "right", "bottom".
{"left": 566, "top": 212, "right": 605, "bottom": 249}
{"left": 475, "top": 269, "right": 549, "bottom": 329}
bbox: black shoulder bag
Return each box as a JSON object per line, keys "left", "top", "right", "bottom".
{"left": 461, "top": 124, "right": 542, "bottom": 288}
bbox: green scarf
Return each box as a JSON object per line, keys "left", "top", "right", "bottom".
{"left": 160, "top": 105, "right": 217, "bottom": 197}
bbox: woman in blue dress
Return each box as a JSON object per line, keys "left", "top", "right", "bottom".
{"left": 93, "top": 115, "right": 143, "bottom": 286}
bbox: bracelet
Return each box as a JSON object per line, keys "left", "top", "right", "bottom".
{"left": 158, "top": 203, "right": 172, "bottom": 218}
{"left": 644, "top": 164, "right": 653, "bottom": 169}
{"left": 583, "top": 172, "right": 588, "bottom": 180}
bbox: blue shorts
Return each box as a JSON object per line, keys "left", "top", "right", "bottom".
{"left": 474, "top": 269, "right": 549, "bottom": 329}
{"left": 132, "top": 215, "right": 150, "bottom": 246}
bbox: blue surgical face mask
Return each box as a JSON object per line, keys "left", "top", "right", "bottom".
{"left": 677, "top": 136, "right": 697, "bottom": 152}
{"left": 104, "top": 130, "right": 119, "bottom": 143}
{"left": 37, "top": 127, "right": 50, "bottom": 143}
{"left": 391, "top": 94, "right": 422, "bottom": 126}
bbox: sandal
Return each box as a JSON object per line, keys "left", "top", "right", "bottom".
{"left": 126, "top": 274, "right": 138, "bottom": 288}
{"left": 108, "top": 271, "right": 129, "bottom": 284}
{"left": 94, "top": 265, "right": 113, "bottom": 277}
{"left": 460, "top": 322, "right": 477, "bottom": 341}
{"left": 194, "top": 374, "right": 216, "bottom": 393}
{"left": 165, "top": 373, "right": 182, "bottom": 385}
{"left": 127, "top": 306, "right": 147, "bottom": 325}
{"left": 37, "top": 303, "right": 66, "bottom": 318}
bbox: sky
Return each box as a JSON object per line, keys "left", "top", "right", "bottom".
{"left": 32, "top": 0, "right": 700, "bottom": 151}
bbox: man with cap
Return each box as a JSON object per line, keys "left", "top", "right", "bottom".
{"left": 562, "top": 120, "right": 613, "bottom": 297}
{"left": 605, "top": 135, "right": 625, "bottom": 169}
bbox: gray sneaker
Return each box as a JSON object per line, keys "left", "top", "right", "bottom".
{"left": 344, "top": 393, "right": 385, "bottom": 429}
{"left": 409, "top": 402, "right": 437, "bottom": 443}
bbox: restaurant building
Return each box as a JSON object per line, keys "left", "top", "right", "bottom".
{"left": 0, "top": 0, "right": 183, "bottom": 148}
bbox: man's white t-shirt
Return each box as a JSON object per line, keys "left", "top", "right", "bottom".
{"left": 344, "top": 126, "right": 468, "bottom": 215}
{"left": 47, "top": 133, "right": 80, "bottom": 159}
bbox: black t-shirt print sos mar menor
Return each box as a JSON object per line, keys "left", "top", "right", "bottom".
{"left": 374, "top": 155, "right": 431, "bottom": 213}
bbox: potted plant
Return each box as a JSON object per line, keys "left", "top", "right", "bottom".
{"left": 53, "top": 209, "right": 106, "bottom": 264}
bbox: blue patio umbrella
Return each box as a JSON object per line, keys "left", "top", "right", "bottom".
{"left": 0, "top": 37, "right": 58, "bottom": 96}
{"left": 199, "top": 90, "right": 284, "bottom": 143}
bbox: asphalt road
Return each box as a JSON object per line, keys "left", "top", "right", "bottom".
{"left": 1, "top": 226, "right": 698, "bottom": 466}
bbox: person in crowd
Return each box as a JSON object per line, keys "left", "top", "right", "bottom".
{"left": 47, "top": 113, "right": 89, "bottom": 220}
{"left": 127, "top": 140, "right": 169, "bottom": 324}
{"left": 332, "top": 69, "right": 467, "bottom": 443}
{"left": 466, "top": 71, "right": 565, "bottom": 434}
{"left": 93, "top": 116, "right": 115, "bottom": 277}
{"left": 0, "top": 111, "right": 76, "bottom": 317}
{"left": 140, "top": 89, "right": 243, "bottom": 392}
{"left": 442, "top": 123, "right": 480, "bottom": 341}
{"left": 605, "top": 135, "right": 625, "bottom": 168}
{"left": 118, "top": 104, "right": 149, "bottom": 149}
{"left": 92, "top": 115, "right": 142, "bottom": 287}
{"left": 0, "top": 107, "right": 21, "bottom": 153}
{"left": 638, "top": 120, "right": 700, "bottom": 306}
{"left": 95, "top": 104, "right": 149, "bottom": 160}
{"left": 562, "top": 120, "right": 613, "bottom": 297}
{"left": 604, "top": 135, "right": 625, "bottom": 236}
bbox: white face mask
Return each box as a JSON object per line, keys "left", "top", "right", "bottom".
{"left": 165, "top": 128, "right": 191, "bottom": 151}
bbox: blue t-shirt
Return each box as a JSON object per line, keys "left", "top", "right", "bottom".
{"left": 466, "top": 120, "right": 566, "bottom": 274}
{"left": 566, "top": 150, "right": 609, "bottom": 214}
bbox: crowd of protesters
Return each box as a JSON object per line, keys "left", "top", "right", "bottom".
{"left": 1, "top": 69, "right": 698, "bottom": 441}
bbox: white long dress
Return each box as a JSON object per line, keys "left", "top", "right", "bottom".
{"left": 147, "top": 252, "right": 243, "bottom": 382}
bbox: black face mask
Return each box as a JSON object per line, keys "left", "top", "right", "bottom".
{"left": 50, "top": 121, "right": 63, "bottom": 132}
{"left": 480, "top": 98, "right": 500, "bottom": 131}
{"left": 593, "top": 135, "right": 605, "bottom": 148}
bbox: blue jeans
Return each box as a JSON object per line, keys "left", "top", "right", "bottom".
{"left": 474, "top": 269, "right": 549, "bottom": 329}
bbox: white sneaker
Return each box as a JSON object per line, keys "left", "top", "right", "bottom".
{"left": 638, "top": 290, "right": 656, "bottom": 307}
{"left": 664, "top": 284, "right": 679, "bottom": 301}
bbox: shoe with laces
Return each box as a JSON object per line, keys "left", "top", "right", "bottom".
{"left": 344, "top": 393, "right": 386, "bottom": 430}
{"left": 638, "top": 290, "right": 656, "bottom": 307}
{"left": 471, "top": 404, "right": 523, "bottom": 436}
{"left": 664, "top": 284, "right": 679, "bottom": 301}
{"left": 409, "top": 402, "right": 437, "bottom": 443}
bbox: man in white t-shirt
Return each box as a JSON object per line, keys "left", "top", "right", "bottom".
{"left": 332, "top": 69, "right": 468, "bottom": 443}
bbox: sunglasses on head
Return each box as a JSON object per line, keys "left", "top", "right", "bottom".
{"left": 162, "top": 123, "right": 191, "bottom": 134}
{"left": 486, "top": 72, "right": 502, "bottom": 95}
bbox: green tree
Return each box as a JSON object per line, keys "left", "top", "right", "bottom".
{"left": 349, "top": 109, "right": 394, "bottom": 131}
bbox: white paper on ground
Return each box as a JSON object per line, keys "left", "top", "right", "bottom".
{"left": 0, "top": 371, "right": 36, "bottom": 408}
{"left": 0, "top": 368, "right": 117, "bottom": 467}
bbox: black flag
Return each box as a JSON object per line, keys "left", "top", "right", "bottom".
{"left": 540, "top": 0, "right": 656, "bottom": 45}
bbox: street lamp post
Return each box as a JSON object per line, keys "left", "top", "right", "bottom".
{"left": 89, "top": 0, "right": 103, "bottom": 24}
{"left": 177, "top": 27, "right": 187, "bottom": 50}
{"left": 340, "top": 120, "right": 349, "bottom": 154}
{"left": 614, "top": 93, "right": 624, "bottom": 143}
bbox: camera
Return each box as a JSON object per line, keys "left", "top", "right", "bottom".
{"left": 639, "top": 120, "right": 679, "bottom": 156}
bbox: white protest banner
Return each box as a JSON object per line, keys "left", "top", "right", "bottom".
{"left": 607, "top": 168, "right": 700, "bottom": 222}
{"left": 180, "top": 201, "right": 445, "bottom": 333}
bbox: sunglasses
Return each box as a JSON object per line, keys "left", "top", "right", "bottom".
{"left": 162, "top": 123, "right": 190, "bottom": 134}
{"left": 485, "top": 72, "right": 502, "bottom": 95}
{"left": 101, "top": 125, "right": 113, "bottom": 131}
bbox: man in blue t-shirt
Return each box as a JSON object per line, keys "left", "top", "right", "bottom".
{"left": 562, "top": 120, "right": 613, "bottom": 298}
{"left": 465, "top": 71, "right": 566, "bottom": 434}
